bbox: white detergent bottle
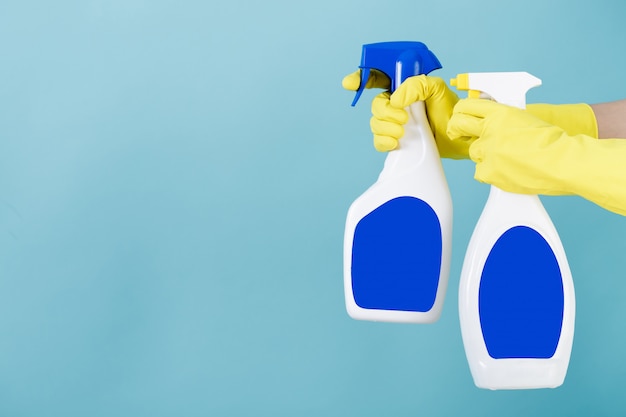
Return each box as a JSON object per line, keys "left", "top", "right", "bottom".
{"left": 452, "top": 72, "right": 575, "bottom": 389}
{"left": 344, "top": 42, "right": 453, "bottom": 323}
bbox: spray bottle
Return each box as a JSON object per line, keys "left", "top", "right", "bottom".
{"left": 344, "top": 42, "right": 453, "bottom": 323}
{"left": 451, "top": 72, "right": 575, "bottom": 389}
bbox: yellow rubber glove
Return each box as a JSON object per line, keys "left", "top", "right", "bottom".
{"left": 343, "top": 72, "right": 598, "bottom": 156}
{"left": 342, "top": 72, "right": 470, "bottom": 158}
{"left": 342, "top": 69, "right": 390, "bottom": 91}
{"left": 448, "top": 98, "right": 626, "bottom": 216}
{"left": 527, "top": 103, "right": 598, "bottom": 138}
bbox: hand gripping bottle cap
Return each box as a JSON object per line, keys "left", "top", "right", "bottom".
{"left": 351, "top": 41, "right": 442, "bottom": 106}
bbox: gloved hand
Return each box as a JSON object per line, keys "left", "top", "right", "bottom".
{"left": 343, "top": 71, "right": 598, "bottom": 157}
{"left": 448, "top": 98, "right": 626, "bottom": 216}
{"left": 343, "top": 72, "right": 470, "bottom": 158}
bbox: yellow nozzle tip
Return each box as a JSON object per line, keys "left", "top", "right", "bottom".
{"left": 452, "top": 73, "right": 469, "bottom": 90}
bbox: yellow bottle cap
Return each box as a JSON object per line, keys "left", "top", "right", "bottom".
{"left": 450, "top": 73, "right": 469, "bottom": 90}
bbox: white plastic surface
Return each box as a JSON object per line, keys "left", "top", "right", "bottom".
{"left": 458, "top": 72, "right": 575, "bottom": 389}
{"left": 465, "top": 72, "right": 541, "bottom": 108}
{"left": 459, "top": 187, "right": 575, "bottom": 389}
{"left": 344, "top": 101, "right": 453, "bottom": 323}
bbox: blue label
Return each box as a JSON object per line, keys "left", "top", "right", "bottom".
{"left": 479, "top": 226, "right": 564, "bottom": 359}
{"left": 351, "top": 196, "right": 442, "bottom": 312}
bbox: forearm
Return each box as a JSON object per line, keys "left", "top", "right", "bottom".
{"left": 561, "top": 134, "right": 626, "bottom": 215}
{"left": 590, "top": 99, "right": 626, "bottom": 139}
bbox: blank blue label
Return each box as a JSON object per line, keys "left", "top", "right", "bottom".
{"left": 351, "top": 196, "right": 442, "bottom": 312}
{"left": 479, "top": 226, "right": 564, "bottom": 359}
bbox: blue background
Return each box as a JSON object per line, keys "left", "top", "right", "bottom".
{"left": 1, "top": 0, "right": 625, "bottom": 415}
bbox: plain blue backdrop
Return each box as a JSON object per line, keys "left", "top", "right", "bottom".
{"left": 1, "top": 0, "right": 625, "bottom": 416}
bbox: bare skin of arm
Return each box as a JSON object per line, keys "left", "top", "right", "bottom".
{"left": 591, "top": 99, "right": 626, "bottom": 139}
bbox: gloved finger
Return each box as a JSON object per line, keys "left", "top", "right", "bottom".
{"left": 370, "top": 116, "right": 404, "bottom": 140}
{"left": 342, "top": 69, "right": 390, "bottom": 91}
{"left": 341, "top": 71, "right": 361, "bottom": 91}
{"left": 373, "top": 135, "right": 399, "bottom": 152}
{"left": 372, "top": 92, "right": 408, "bottom": 124}
{"left": 389, "top": 75, "right": 445, "bottom": 108}
{"left": 447, "top": 112, "right": 483, "bottom": 141}
{"left": 453, "top": 98, "right": 508, "bottom": 118}
{"left": 468, "top": 140, "right": 485, "bottom": 163}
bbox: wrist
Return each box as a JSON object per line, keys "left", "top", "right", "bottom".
{"left": 527, "top": 103, "right": 598, "bottom": 138}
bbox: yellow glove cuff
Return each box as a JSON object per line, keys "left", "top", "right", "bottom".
{"left": 527, "top": 103, "right": 598, "bottom": 139}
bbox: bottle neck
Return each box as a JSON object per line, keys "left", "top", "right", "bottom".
{"left": 485, "top": 185, "right": 546, "bottom": 219}
{"left": 378, "top": 101, "right": 440, "bottom": 181}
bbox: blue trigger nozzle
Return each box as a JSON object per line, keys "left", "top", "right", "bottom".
{"left": 350, "top": 41, "right": 441, "bottom": 106}
{"left": 351, "top": 67, "right": 370, "bottom": 107}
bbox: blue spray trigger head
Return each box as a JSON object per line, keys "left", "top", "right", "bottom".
{"left": 351, "top": 41, "right": 442, "bottom": 106}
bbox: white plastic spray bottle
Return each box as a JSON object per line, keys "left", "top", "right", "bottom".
{"left": 344, "top": 42, "right": 453, "bottom": 323}
{"left": 452, "top": 72, "right": 575, "bottom": 389}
